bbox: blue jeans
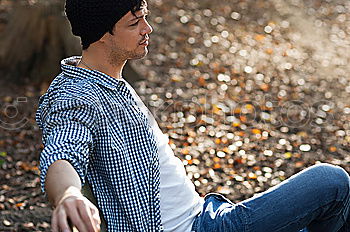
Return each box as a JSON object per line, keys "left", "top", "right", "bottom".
{"left": 191, "top": 163, "right": 350, "bottom": 232}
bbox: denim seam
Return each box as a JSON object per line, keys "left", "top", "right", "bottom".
{"left": 239, "top": 203, "right": 252, "bottom": 232}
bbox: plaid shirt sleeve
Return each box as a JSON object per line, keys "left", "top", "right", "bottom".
{"left": 36, "top": 95, "right": 97, "bottom": 193}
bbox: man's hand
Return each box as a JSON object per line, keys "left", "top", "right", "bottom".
{"left": 51, "top": 186, "right": 101, "bottom": 232}
{"left": 44, "top": 160, "right": 101, "bottom": 232}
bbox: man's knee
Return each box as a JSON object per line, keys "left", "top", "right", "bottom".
{"left": 309, "top": 163, "right": 350, "bottom": 194}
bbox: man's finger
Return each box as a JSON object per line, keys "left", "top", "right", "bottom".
{"left": 92, "top": 211, "right": 101, "bottom": 225}
{"left": 51, "top": 210, "right": 59, "bottom": 232}
{"left": 88, "top": 203, "right": 101, "bottom": 225}
{"left": 77, "top": 200, "right": 98, "bottom": 232}
{"left": 67, "top": 206, "right": 89, "bottom": 232}
{"left": 56, "top": 209, "right": 71, "bottom": 232}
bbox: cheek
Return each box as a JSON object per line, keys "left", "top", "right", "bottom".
{"left": 110, "top": 27, "right": 139, "bottom": 50}
{"left": 125, "top": 30, "right": 140, "bottom": 44}
{"left": 117, "top": 35, "right": 138, "bottom": 49}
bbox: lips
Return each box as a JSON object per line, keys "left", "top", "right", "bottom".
{"left": 139, "top": 36, "right": 149, "bottom": 45}
{"left": 139, "top": 40, "right": 149, "bottom": 45}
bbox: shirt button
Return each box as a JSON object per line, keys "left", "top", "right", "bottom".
{"left": 159, "top": 225, "right": 164, "bottom": 231}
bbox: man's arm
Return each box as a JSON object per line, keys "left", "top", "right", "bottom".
{"left": 46, "top": 160, "right": 101, "bottom": 232}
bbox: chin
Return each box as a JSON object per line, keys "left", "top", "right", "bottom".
{"left": 131, "top": 50, "right": 148, "bottom": 60}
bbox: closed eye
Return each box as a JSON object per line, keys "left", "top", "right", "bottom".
{"left": 130, "top": 21, "right": 139, "bottom": 27}
{"left": 129, "top": 14, "right": 148, "bottom": 27}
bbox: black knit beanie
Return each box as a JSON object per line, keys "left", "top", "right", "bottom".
{"left": 65, "top": 0, "right": 143, "bottom": 49}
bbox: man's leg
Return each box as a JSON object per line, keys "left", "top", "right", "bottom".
{"left": 192, "top": 163, "right": 350, "bottom": 232}
{"left": 241, "top": 163, "right": 350, "bottom": 232}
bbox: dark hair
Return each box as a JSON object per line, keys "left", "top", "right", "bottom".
{"left": 76, "top": 0, "right": 148, "bottom": 50}
{"left": 106, "top": 0, "right": 148, "bottom": 35}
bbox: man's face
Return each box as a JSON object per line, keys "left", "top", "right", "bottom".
{"left": 105, "top": 7, "right": 153, "bottom": 65}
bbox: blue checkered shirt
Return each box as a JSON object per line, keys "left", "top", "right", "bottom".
{"left": 36, "top": 56, "right": 163, "bottom": 231}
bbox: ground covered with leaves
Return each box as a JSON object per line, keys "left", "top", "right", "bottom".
{"left": 1, "top": 0, "right": 350, "bottom": 231}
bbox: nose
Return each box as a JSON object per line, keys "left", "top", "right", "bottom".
{"left": 141, "top": 19, "right": 153, "bottom": 35}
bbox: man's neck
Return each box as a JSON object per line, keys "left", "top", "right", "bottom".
{"left": 77, "top": 52, "right": 126, "bottom": 79}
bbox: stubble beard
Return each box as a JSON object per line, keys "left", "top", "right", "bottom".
{"left": 108, "top": 43, "right": 148, "bottom": 66}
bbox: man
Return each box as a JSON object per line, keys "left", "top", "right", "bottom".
{"left": 36, "top": 0, "right": 350, "bottom": 231}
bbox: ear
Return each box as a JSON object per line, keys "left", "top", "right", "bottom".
{"left": 99, "top": 32, "right": 112, "bottom": 45}
{"left": 99, "top": 24, "right": 117, "bottom": 45}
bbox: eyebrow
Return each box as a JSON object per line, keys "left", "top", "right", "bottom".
{"left": 129, "top": 9, "right": 149, "bottom": 22}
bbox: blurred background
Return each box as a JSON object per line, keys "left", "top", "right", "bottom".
{"left": 0, "top": 0, "right": 349, "bottom": 230}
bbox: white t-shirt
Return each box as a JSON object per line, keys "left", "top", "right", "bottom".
{"left": 122, "top": 79, "right": 204, "bottom": 232}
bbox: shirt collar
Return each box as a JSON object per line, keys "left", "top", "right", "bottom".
{"left": 60, "top": 56, "right": 126, "bottom": 91}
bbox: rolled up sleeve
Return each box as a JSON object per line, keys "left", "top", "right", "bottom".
{"left": 37, "top": 98, "right": 97, "bottom": 193}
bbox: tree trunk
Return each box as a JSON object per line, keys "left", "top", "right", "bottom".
{"left": 0, "top": 0, "right": 143, "bottom": 86}
{"left": 0, "top": 0, "right": 80, "bottom": 84}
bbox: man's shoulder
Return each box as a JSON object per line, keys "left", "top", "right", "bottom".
{"left": 37, "top": 73, "right": 102, "bottom": 120}
{"left": 47, "top": 72, "right": 99, "bottom": 105}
